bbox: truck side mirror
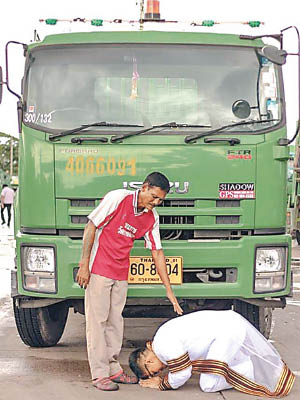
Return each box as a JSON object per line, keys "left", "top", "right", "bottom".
{"left": 0, "top": 66, "right": 3, "bottom": 104}
{"left": 232, "top": 99, "right": 251, "bottom": 119}
{"left": 261, "top": 45, "right": 287, "bottom": 65}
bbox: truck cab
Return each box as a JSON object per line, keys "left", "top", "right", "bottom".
{"left": 0, "top": 26, "right": 295, "bottom": 346}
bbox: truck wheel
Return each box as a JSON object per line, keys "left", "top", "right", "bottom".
{"left": 233, "top": 300, "right": 272, "bottom": 339}
{"left": 296, "top": 230, "right": 300, "bottom": 245}
{"left": 13, "top": 299, "right": 69, "bottom": 347}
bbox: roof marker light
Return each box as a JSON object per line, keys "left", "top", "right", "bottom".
{"left": 39, "top": 16, "right": 264, "bottom": 28}
{"left": 45, "top": 19, "right": 58, "bottom": 25}
{"left": 202, "top": 20, "right": 215, "bottom": 27}
{"left": 192, "top": 20, "right": 264, "bottom": 28}
{"left": 247, "top": 21, "right": 262, "bottom": 28}
{"left": 91, "top": 19, "right": 103, "bottom": 26}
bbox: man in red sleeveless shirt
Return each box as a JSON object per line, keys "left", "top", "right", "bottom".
{"left": 76, "top": 172, "right": 183, "bottom": 391}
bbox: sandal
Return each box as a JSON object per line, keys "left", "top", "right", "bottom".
{"left": 93, "top": 377, "right": 119, "bottom": 391}
{"left": 110, "top": 370, "right": 138, "bottom": 384}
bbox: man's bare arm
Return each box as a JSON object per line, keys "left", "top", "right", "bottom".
{"left": 76, "top": 220, "right": 96, "bottom": 288}
{"left": 152, "top": 249, "right": 183, "bottom": 315}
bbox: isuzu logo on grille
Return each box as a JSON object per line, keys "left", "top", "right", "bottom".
{"left": 123, "top": 181, "right": 189, "bottom": 194}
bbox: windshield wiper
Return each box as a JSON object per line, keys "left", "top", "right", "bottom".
{"left": 110, "top": 122, "right": 211, "bottom": 143}
{"left": 49, "top": 121, "right": 143, "bottom": 141}
{"left": 184, "top": 119, "right": 278, "bottom": 143}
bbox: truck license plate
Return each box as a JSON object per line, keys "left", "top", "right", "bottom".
{"left": 128, "top": 256, "right": 183, "bottom": 284}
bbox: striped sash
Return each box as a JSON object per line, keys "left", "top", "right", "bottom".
{"left": 159, "top": 352, "right": 295, "bottom": 397}
{"left": 167, "top": 352, "right": 191, "bottom": 373}
{"left": 192, "top": 359, "right": 295, "bottom": 398}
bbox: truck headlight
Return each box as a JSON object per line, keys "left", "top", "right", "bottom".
{"left": 23, "top": 247, "right": 55, "bottom": 272}
{"left": 254, "top": 246, "right": 287, "bottom": 293}
{"left": 21, "top": 246, "right": 56, "bottom": 293}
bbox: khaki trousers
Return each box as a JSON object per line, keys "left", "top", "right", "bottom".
{"left": 85, "top": 273, "right": 128, "bottom": 380}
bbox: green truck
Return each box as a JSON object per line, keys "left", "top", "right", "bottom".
{"left": 0, "top": 22, "right": 297, "bottom": 346}
{"left": 289, "top": 139, "right": 300, "bottom": 243}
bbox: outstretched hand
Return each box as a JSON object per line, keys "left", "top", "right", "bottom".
{"left": 167, "top": 290, "right": 183, "bottom": 315}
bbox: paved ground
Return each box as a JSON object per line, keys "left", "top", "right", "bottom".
{"left": 0, "top": 223, "right": 300, "bottom": 399}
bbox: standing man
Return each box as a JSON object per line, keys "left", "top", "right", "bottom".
{"left": 1, "top": 184, "right": 15, "bottom": 228}
{"left": 76, "top": 172, "right": 183, "bottom": 392}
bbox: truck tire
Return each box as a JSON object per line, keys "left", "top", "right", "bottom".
{"left": 13, "top": 299, "right": 69, "bottom": 347}
{"left": 233, "top": 300, "right": 272, "bottom": 339}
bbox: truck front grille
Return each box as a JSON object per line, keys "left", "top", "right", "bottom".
{"left": 71, "top": 216, "right": 88, "bottom": 224}
{"left": 159, "top": 216, "right": 194, "bottom": 224}
{"left": 66, "top": 197, "right": 246, "bottom": 240}
{"left": 216, "top": 200, "right": 240, "bottom": 207}
{"left": 159, "top": 200, "right": 195, "bottom": 207}
{"left": 70, "top": 200, "right": 95, "bottom": 207}
{"left": 216, "top": 216, "right": 240, "bottom": 224}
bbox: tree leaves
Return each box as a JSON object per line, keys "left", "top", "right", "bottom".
{"left": 0, "top": 132, "right": 18, "bottom": 176}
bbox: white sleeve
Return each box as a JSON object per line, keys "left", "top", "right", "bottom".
{"left": 153, "top": 330, "right": 192, "bottom": 390}
{"left": 167, "top": 366, "right": 192, "bottom": 389}
{"left": 144, "top": 209, "right": 162, "bottom": 250}
{"left": 88, "top": 189, "right": 130, "bottom": 228}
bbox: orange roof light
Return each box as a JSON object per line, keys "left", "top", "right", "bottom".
{"left": 145, "top": 0, "right": 160, "bottom": 20}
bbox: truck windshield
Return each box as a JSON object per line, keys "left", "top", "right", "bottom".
{"left": 24, "top": 43, "right": 282, "bottom": 133}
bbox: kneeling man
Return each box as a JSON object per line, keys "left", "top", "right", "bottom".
{"left": 129, "top": 310, "right": 295, "bottom": 397}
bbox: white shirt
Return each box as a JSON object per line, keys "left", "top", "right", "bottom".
{"left": 1, "top": 187, "right": 15, "bottom": 204}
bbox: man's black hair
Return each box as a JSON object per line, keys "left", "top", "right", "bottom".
{"left": 129, "top": 345, "right": 148, "bottom": 380}
{"left": 2, "top": 184, "right": 7, "bottom": 188}
{"left": 143, "top": 171, "right": 170, "bottom": 193}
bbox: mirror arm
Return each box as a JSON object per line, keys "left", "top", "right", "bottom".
{"left": 17, "top": 100, "right": 23, "bottom": 134}
{"left": 281, "top": 27, "right": 300, "bottom": 144}
{"left": 239, "top": 33, "right": 283, "bottom": 44}
{"left": 5, "top": 41, "right": 27, "bottom": 100}
{"left": 0, "top": 77, "right": 7, "bottom": 104}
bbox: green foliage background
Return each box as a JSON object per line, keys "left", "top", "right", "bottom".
{"left": 0, "top": 132, "right": 19, "bottom": 176}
